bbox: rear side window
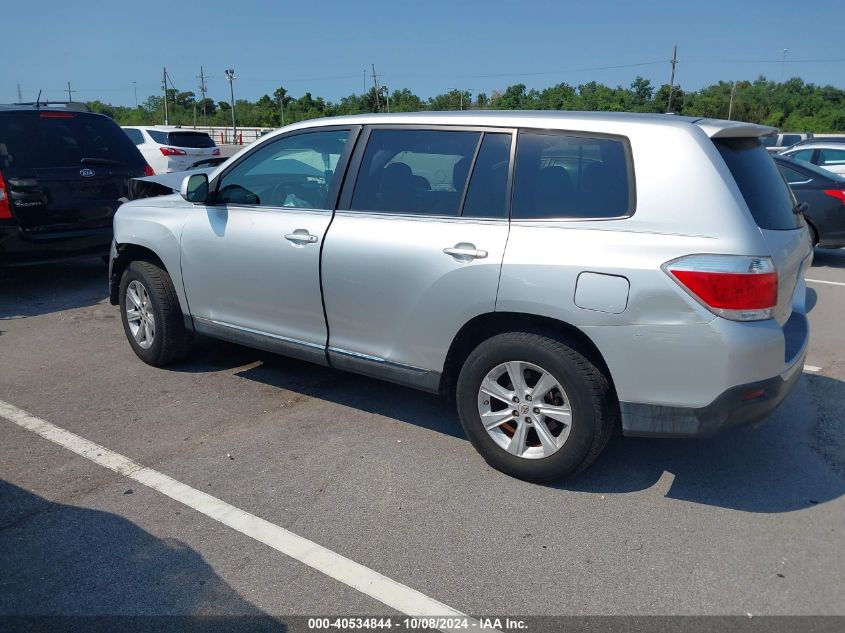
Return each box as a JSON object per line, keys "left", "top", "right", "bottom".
{"left": 715, "top": 139, "right": 800, "bottom": 230}
{"left": 781, "top": 134, "right": 802, "bottom": 146}
{"left": 351, "top": 129, "right": 481, "bottom": 216}
{"left": 124, "top": 128, "right": 144, "bottom": 145}
{"left": 790, "top": 148, "right": 814, "bottom": 162}
{"left": 0, "top": 113, "right": 145, "bottom": 170}
{"left": 511, "top": 131, "right": 633, "bottom": 220}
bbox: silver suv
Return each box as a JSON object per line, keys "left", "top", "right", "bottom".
{"left": 109, "top": 112, "right": 812, "bottom": 482}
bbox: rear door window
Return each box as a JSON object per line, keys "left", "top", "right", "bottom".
{"left": 819, "top": 148, "right": 845, "bottom": 167}
{"left": 462, "top": 132, "right": 511, "bottom": 218}
{"left": 781, "top": 134, "right": 802, "bottom": 146}
{"left": 714, "top": 138, "right": 800, "bottom": 230}
{"left": 511, "top": 131, "right": 633, "bottom": 220}
{"left": 350, "top": 129, "right": 481, "bottom": 216}
{"left": 0, "top": 112, "right": 145, "bottom": 170}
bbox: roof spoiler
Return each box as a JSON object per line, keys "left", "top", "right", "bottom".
{"left": 14, "top": 101, "right": 90, "bottom": 112}
{"left": 693, "top": 118, "right": 778, "bottom": 139}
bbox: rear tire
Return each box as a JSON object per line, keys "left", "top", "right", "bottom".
{"left": 455, "top": 331, "right": 616, "bottom": 483}
{"left": 119, "top": 260, "right": 191, "bottom": 366}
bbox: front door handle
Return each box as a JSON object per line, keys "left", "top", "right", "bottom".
{"left": 285, "top": 229, "right": 318, "bottom": 245}
{"left": 443, "top": 243, "right": 488, "bottom": 260}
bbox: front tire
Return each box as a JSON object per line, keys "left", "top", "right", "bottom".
{"left": 119, "top": 260, "right": 191, "bottom": 366}
{"left": 456, "top": 331, "right": 616, "bottom": 483}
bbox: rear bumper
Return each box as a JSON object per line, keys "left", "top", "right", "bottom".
{"left": 620, "top": 312, "right": 808, "bottom": 438}
{"left": 0, "top": 225, "right": 112, "bottom": 266}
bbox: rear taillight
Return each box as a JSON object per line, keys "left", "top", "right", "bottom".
{"left": 144, "top": 164, "right": 155, "bottom": 176}
{"left": 159, "top": 147, "right": 187, "bottom": 156}
{"left": 0, "top": 170, "right": 11, "bottom": 219}
{"left": 664, "top": 255, "right": 778, "bottom": 321}
{"left": 212, "top": 148, "right": 220, "bottom": 156}
{"left": 823, "top": 189, "right": 845, "bottom": 204}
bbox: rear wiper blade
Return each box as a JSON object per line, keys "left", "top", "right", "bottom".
{"left": 81, "top": 157, "right": 127, "bottom": 167}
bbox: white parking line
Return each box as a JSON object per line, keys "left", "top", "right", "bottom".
{"left": 806, "top": 278, "right": 845, "bottom": 287}
{"left": 804, "top": 365, "right": 822, "bottom": 373}
{"left": 0, "top": 399, "right": 492, "bottom": 632}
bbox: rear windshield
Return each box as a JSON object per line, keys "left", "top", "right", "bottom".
{"left": 147, "top": 130, "right": 215, "bottom": 148}
{"left": 0, "top": 112, "right": 145, "bottom": 170}
{"left": 714, "top": 138, "right": 801, "bottom": 230}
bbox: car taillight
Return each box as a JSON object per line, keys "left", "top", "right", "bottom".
{"left": 0, "top": 170, "right": 11, "bottom": 219}
{"left": 212, "top": 148, "right": 220, "bottom": 156}
{"left": 144, "top": 164, "right": 155, "bottom": 176}
{"left": 823, "top": 189, "right": 845, "bottom": 204}
{"left": 160, "top": 147, "right": 187, "bottom": 156}
{"left": 663, "top": 255, "right": 778, "bottom": 321}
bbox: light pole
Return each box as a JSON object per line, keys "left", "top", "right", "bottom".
{"left": 225, "top": 68, "right": 237, "bottom": 144}
{"left": 781, "top": 48, "right": 789, "bottom": 81}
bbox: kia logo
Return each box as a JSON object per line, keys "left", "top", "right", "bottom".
{"left": 80, "top": 168, "right": 95, "bottom": 178}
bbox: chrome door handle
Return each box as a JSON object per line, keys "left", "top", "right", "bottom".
{"left": 285, "top": 230, "right": 318, "bottom": 245}
{"left": 443, "top": 244, "right": 488, "bottom": 260}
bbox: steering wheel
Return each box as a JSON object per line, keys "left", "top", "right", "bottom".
{"left": 269, "top": 181, "right": 289, "bottom": 206}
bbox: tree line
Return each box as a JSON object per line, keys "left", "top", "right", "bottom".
{"left": 86, "top": 76, "right": 845, "bottom": 132}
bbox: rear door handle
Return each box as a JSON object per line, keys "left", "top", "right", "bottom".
{"left": 443, "top": 244, "right": 488, "bottom": 260}
{"left": 285, "top": 230, "right": 318, "bottom": 245}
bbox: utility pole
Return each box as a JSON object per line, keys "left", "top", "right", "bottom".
{"left": 781, "top": 48, "right": 789, "bottom": 81}
{"left": 132, "top": 81, "right": 138, "bottom": 107}
{"left": 728, "top": 82, "right": 736, "bottom": 120}
{"left": 278, "top": 91, "right": 285, "bottom": 126}
{"left": 371, "top": 64, "right": 381, "bottom": 112}
{"left": 66, "top": 81, "right": 75, "bottom": 101}
{"left": 382, "top": 86, "right": 390, "bottom": 113}
{"left": 16, "top": 84, "right": 23, "bottom": 102}
{"left": 225, "top": 68, "right": 237, "bottom": 144}
{"left": 666, "top": 45, "right": 678, "bottom": 113}
{"left": 363, "top": 69, "right": 367, "bottom": 95}
{"left": 197, "top": 66, "right": 208, "bottom": 126}
{"left": 162, "top": 67, "right": 169, "bottom": 125}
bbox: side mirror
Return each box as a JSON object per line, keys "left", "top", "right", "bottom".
{"left": 181, "top": 173, "right": 209, "bottom": 203}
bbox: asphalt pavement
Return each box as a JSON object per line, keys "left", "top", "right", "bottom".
{"left": 1, "top": 249, "right": 844, "bottom": 630}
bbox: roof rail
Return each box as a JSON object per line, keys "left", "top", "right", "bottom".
{"left": 13, "top": 101, "right": 90, "bottom": 112}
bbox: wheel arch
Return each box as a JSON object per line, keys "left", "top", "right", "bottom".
{"left": 440, "top": 312, "right": 617, "bottom": 402}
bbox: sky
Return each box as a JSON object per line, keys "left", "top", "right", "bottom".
{"left": 4, "top": 0, "right": 844, "bottom": 107}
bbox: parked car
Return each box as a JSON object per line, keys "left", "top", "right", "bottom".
{"left": 760, "top": 132, "right": 812, "bottom": 153}
{"left": 122, "top": 126, "right": 219, "bottom": 174}
{"left": 0, "top": 103, "right": 151, "bottom": 266}
{"left": 773, "top": 154, "right": 845, "bottom": 248}
{"left": 109, "top": 112, "right": 812, "bottom": 482}
{"left": 780, "top": 138, "right": 845, "bottom": 176}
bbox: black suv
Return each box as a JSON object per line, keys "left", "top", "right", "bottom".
{"left": 0, "top": 103, "right": 150, "bottom": 265}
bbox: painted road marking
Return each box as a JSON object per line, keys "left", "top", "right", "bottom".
{"left": 0, "top": 399, "right": 494, "bottom": 632}
{"left": 804, "top": 365, "right": 822, "bottom": 373}
{"left": 806, "top": 278, "right": 845, "bottom": 287}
